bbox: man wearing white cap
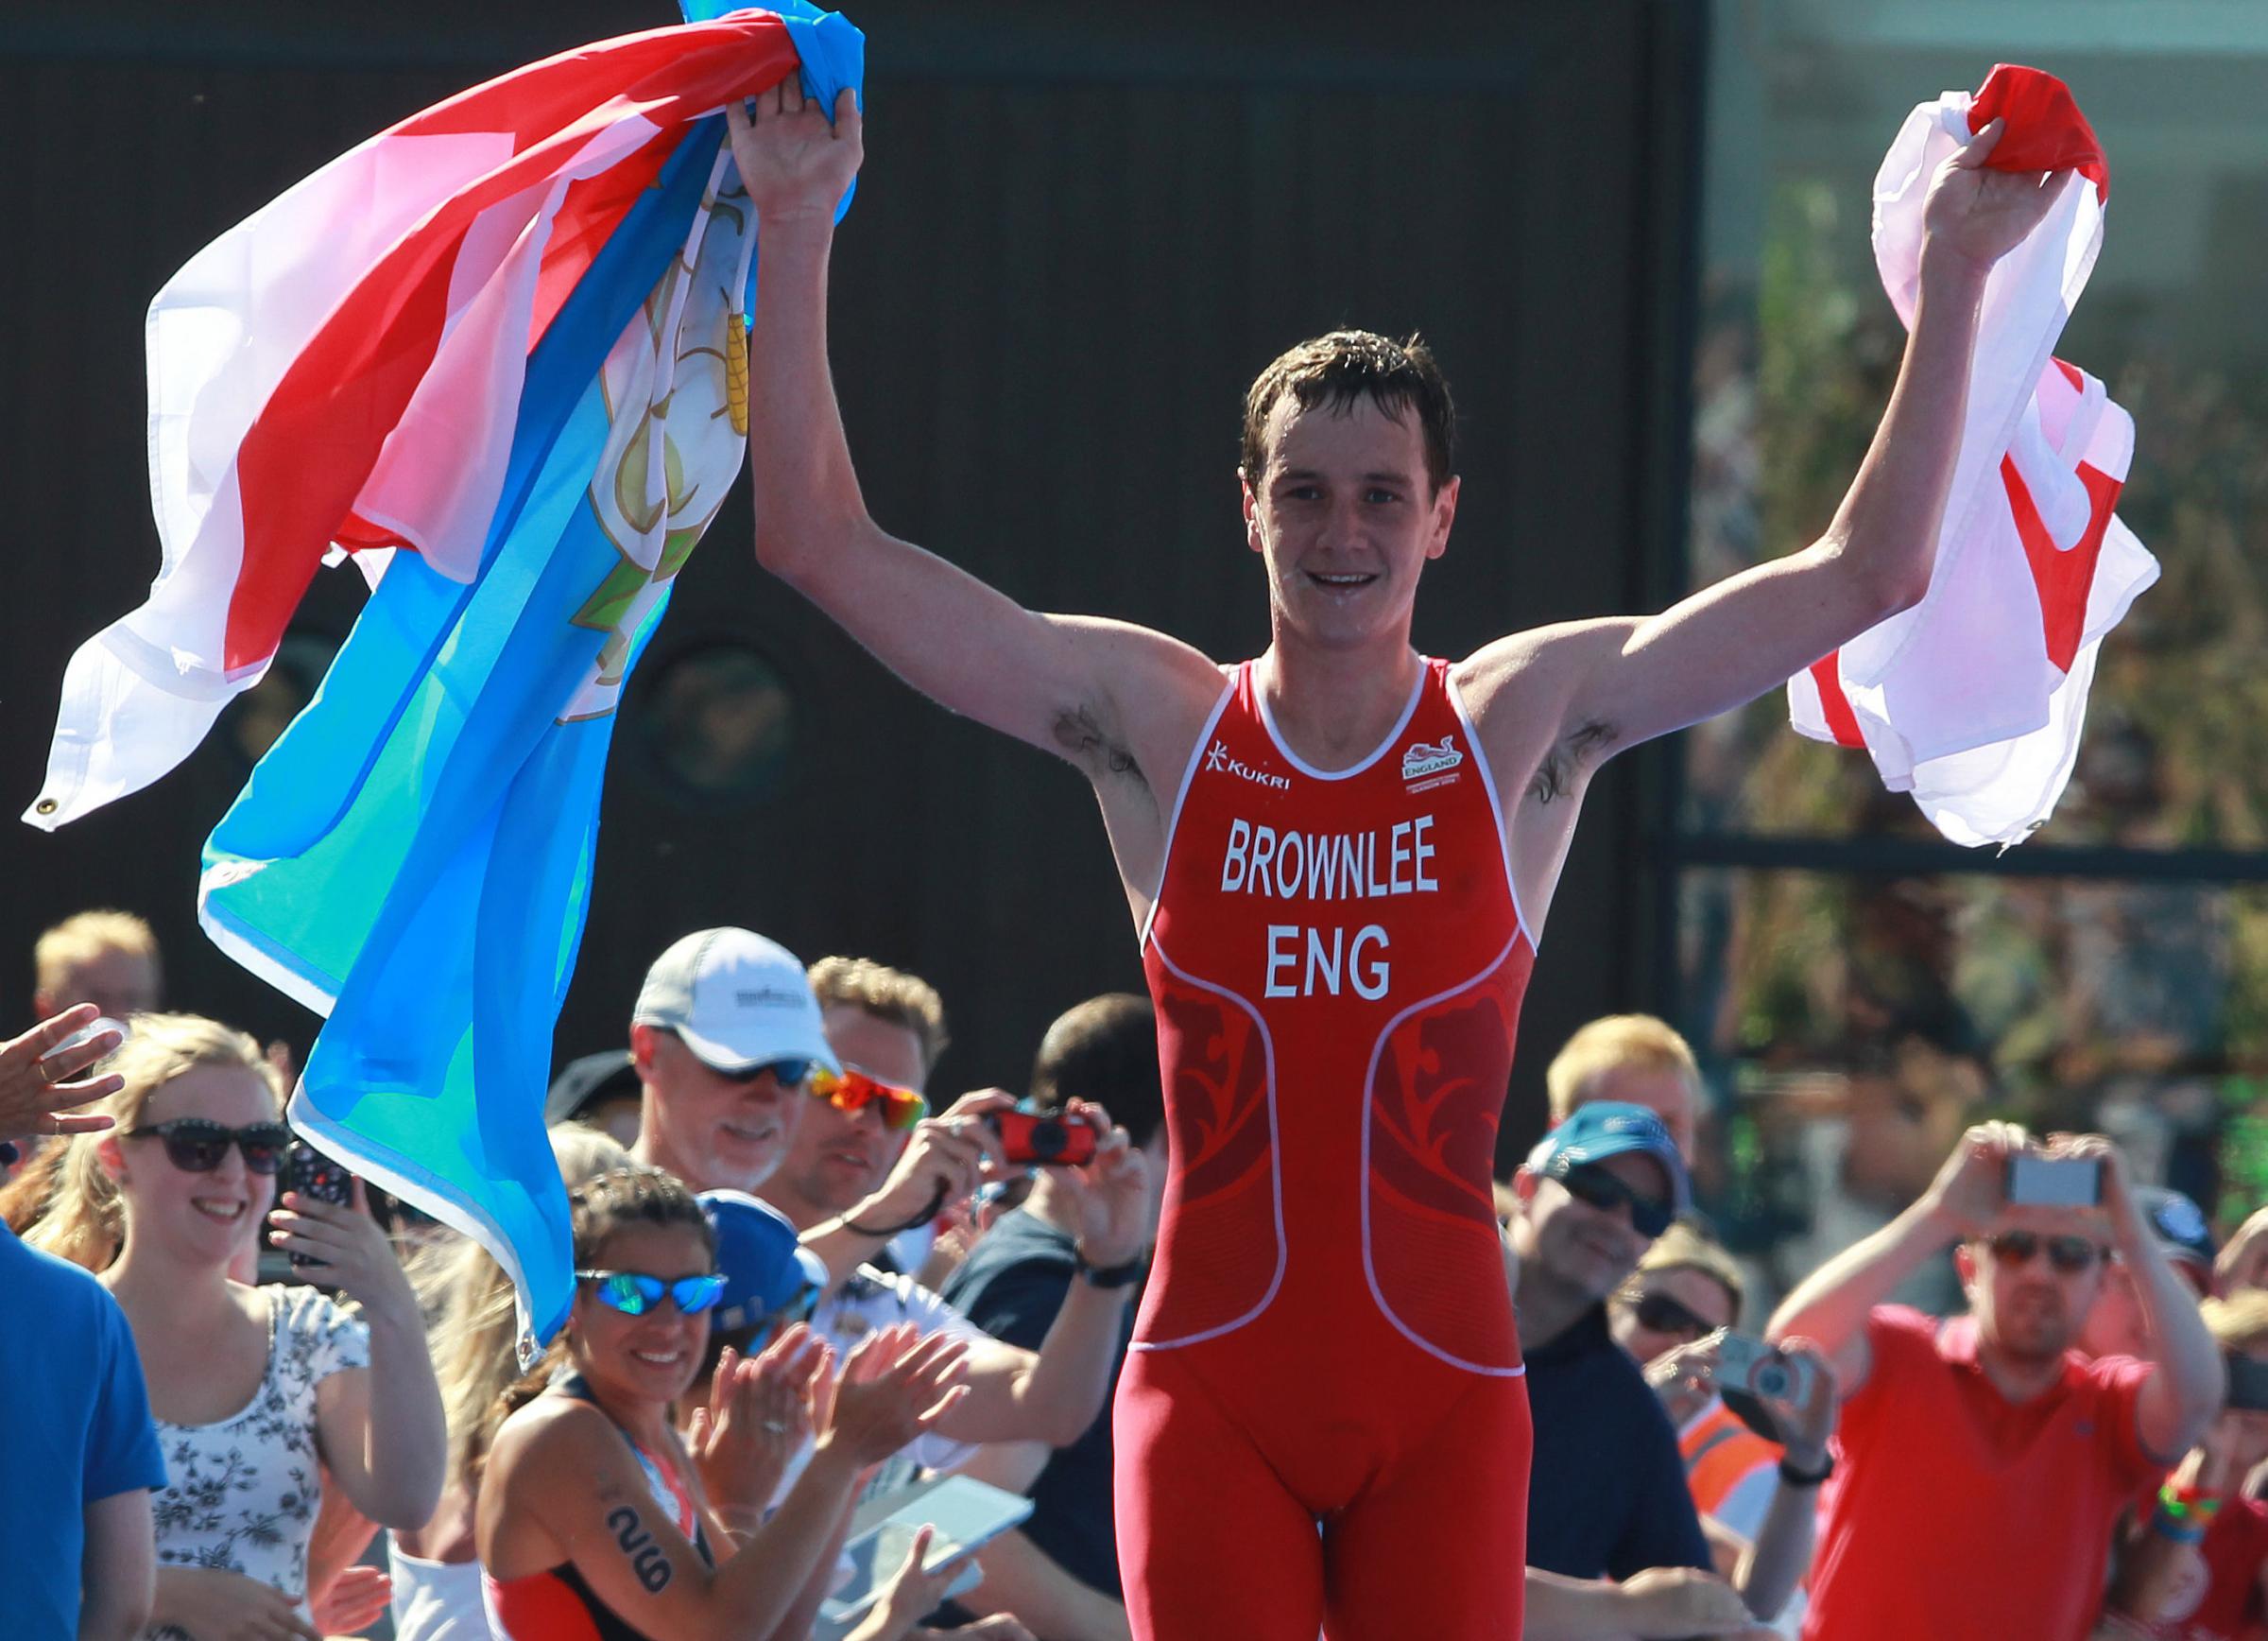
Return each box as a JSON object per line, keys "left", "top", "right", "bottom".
{"left": 627, "top": 927, "right": 841, "bottom": 1196}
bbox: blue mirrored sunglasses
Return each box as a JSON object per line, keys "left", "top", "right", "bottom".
{"left": 576, "top": 1269, "right": 728, "bottom": 1317}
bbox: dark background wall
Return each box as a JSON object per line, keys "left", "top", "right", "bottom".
{"left": 0, "top": 0, "right": 1703, "bottom": 1165}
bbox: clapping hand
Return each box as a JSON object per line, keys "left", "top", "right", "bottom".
{"left": 816, "top": 1323, "right": 970, "bottom": 1467}
{"left": 690, "top": 1323, "right": 831, "bottom": 1517}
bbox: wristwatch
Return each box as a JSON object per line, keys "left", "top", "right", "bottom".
{"left": 1778, "top": 1452, "right": 1834, "bottom": 1488}
{"left": 1075, "top": 1250, "right": 1146, "bottom": 1289}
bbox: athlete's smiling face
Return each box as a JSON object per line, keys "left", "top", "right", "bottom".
{"left": 569, "top": 1220, "right": 714, "bottom": 1408}
{"left": 1242, "top": 394, "right": 1458, "bottom": 651}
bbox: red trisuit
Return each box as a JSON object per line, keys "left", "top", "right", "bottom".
{"left": 1118, "top": 658, "right": 1535, "bottom": 1640}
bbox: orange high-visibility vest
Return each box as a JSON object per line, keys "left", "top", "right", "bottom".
{"left": 1680, "top": 1397, "right": 1780, "bottom": 1519}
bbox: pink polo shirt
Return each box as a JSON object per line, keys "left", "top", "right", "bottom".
{"left": 1803, "top": 1305, "right": 2166, "bottom": 1641}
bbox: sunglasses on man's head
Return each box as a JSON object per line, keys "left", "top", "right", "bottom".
{"left": 1988, "top": 1230, "right": 2106, "bottom": 1275}
{"left": 807, "top": 1065, "right": 929, "bottom": 1131}
{"left": 122, "top": 1118, "right": 292, "bottom": 1176}
{"left": 576, "top": 1269, "right": 729, "bottom": 1317}
{"left": 1556, "top": 1161, "right": 1674, "bottom": 1238}
{"left": 1623, "top": 1288, "right": 1718, "bottom": 1341}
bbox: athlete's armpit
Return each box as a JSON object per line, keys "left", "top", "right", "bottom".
{"left": 1054, "top": 703, "right": 1145, "bottom": 784}
{"left": 1527, "top": 719, "right": 1618, "bottom": 804}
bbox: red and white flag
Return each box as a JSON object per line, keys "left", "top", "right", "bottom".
{"left": 26, "top": 15, "right": 799, "bottom": 832}
{"left": 1789, "top": 65, "right": 2157, "bottom": 847}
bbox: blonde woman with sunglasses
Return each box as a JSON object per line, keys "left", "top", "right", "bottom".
{"left": 21, "top": 1011, "right": 444, "bottom": 1640}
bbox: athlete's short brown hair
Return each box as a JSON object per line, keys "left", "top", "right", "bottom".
{"left": 807, "top": 956, "right": 950, "bottom": 1077}
{"left": 1241, "top": 330, "right": 1456, "bottom": 495}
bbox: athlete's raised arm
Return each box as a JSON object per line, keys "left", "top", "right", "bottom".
{"left": 1465, "top": 122, "right": 2066, "bottom": 791}
{"left": 728, "top": 89, "right": 1221, "bottom": 802}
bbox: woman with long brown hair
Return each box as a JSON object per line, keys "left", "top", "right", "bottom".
{"left": 479, "top": 1165, "right": 970, "bottom": 1641}
{"left": 390, "top": 1123, "right": 638, "bottom": 1639}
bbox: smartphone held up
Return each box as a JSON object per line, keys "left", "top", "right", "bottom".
{"left": 2005, "top": 1153, "right": 2104, "bottom": 1210}
{"left": 282, "top": 1140, "right": 353, "bottom": 1269}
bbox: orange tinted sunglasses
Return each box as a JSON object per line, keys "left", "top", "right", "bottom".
{"left": 806, "top": 1064, "right": 929, "bottom": 1131}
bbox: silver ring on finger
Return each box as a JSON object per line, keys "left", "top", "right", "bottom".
{"left": 36, "top": 1055, "right": 59, "bottom": 1084}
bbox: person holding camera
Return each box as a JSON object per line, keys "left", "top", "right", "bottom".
{"left": 1613, "top": 1223, "right": 1840, "bottom": 1631}
{"left": 934, "top": 993, "right": 1173, "bottom": 1641}
{"left": 16, "top": 1011, "right": 446, "bottom": 1640}
{"left": 633, "top": 950, "right": 1148, "bottom": 1527}
{"left": 1769, "top": 1123, "right": 2225, "bottom": 1641}
{"left": 1505, "top": 1106, "right": 1794, "bottom": 1639}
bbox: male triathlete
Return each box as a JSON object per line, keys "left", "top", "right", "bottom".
{"left": 727, "top": 85, "right": 2059, "bottom": 1641}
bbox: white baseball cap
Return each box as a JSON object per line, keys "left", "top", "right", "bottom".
{"left": 632, "top": 928, "right": 841, "bottom": 1077}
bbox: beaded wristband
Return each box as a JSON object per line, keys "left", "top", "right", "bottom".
{"left": 2158, "top": 1483, "right": 2225, "bottom": 1523}
{"left": 2151, "top": 1506, "right": 2207, "bottom": 1546}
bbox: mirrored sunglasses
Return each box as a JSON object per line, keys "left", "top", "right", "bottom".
{"left": 1557, "top": 1161, "right": 1675, "bottom": 1238}
{"left": 1988, "top": 1231, "right": 2105, "bottom": 1275}
{"left": 122, "top": 1118, "right": 292, "bottom": 1176}
{"left": 576, "top": 1269, "right": 729, "bottom": 1317}
{"left": 807, "top": 1065, "right": 928, "bottom": 1131}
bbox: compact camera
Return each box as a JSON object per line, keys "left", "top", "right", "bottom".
{"left": 986, "top": 1110, "right": 1099, "bottom": 1168}
{"left": 1716, "top": 1331, "right": 1819, "bottom": 1442}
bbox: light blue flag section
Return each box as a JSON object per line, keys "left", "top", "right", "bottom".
{"left": 200, "top": 9, "right": 865, "bottom": 1357}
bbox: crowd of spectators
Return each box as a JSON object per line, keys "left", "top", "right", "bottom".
{"left": 10, "top": 907, "right": 2268, "bottom": 1639}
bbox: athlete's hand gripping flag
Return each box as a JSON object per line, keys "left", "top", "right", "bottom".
{"left": 1788, "top": 64, "right": 2158, "bottom": 848}
{"left": 26, "top": 2, "right": 864, "bottom": 1356}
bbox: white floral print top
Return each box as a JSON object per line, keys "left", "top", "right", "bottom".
{"left": 146, "top": 1282, "right": 369, "bottom": 1637}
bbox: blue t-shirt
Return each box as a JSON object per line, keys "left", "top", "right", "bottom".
{"left": 1, "top": 1228, "right": 167, "bottom": 1640}
{"left": 1523, "top": 1304, "right": 1712, "bottom": 1580}
{"left": 938, "top": 1208, "right": 1133, "bottom": 1599}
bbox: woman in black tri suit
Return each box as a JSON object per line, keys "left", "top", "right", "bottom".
{"left": 480, "top": 1167, "right": 970, "bottom": 1641}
